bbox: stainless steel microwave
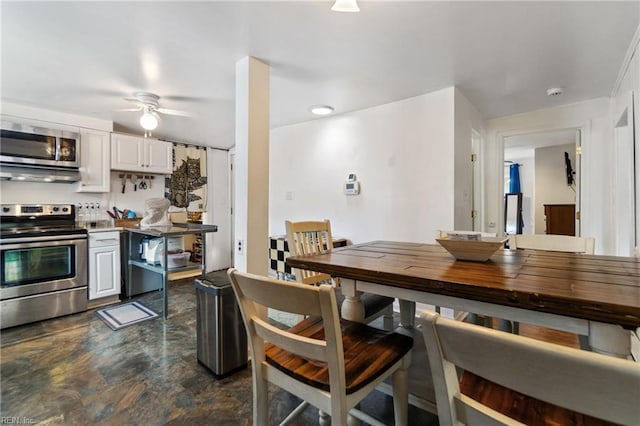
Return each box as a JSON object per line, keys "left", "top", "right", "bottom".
{"left": 0, "top": 121, "right": 80, "bottom": 168}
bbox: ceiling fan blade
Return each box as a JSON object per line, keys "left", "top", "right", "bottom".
{"left": 163, "top": 95, "right": 211, "bottom": 103}
{"left": 115, "top": 107, "right": 142, "bottom": 112}
{"left": 123, "top": 97, "right": 145, "bottom": 104}
{"left": 157, "top": 107, "right": 194, "bottom": 117}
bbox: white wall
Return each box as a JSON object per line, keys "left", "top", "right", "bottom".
{"left": 534, "top": 143, "right": 576, "bottom": 233}
{"left": 269, "top": 87, "right": 457, "bottom": 244}
{"left": 233, "top": 57, "right": 270, "bottom": 275}
{"left": 485, "top": 98, "right": 613, "bottom": 254}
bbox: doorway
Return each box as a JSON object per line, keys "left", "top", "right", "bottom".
{"left": 503, "top": 128, "right": 580, "bottom": 236}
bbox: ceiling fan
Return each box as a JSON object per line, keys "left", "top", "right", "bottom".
{"left": 117, "top": 91, "right": 193, "bottom": 131}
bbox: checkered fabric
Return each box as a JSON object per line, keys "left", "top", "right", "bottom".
{"left": 269, "top": 236, "right": 292, "bottom": 274}
{"left": 268, "top": 236, "right": 348, "bottom": 278}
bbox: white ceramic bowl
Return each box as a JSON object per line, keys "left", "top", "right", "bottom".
{"left": 436, "top": 237, "right": 508, "bottom": 262}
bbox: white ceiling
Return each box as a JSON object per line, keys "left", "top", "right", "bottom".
{"left": 504, "top": 129, "right": 577, "bottom": 161}
{"left": 1, "top": 1, "right": 638, "bottom": 149}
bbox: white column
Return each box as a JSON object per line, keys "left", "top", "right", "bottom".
{"left": 233, "top": 56, "right": 270, "bottom": 275}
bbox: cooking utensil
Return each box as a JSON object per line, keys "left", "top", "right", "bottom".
{"left": 131, "top": 175, "right": 138, "bottom": 191}
{"left": 106, "top": 210, "right": 116, "bottom": 219}
{"left": 112, "top": 206, "right": 120, "bottom": 219}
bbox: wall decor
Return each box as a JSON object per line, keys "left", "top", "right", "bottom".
{"left": 165, "top": 143, "right": 207, "bottom": 211}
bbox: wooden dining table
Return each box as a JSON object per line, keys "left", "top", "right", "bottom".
{"left": 287, "top": 241, "right": 640, "bottom": 360}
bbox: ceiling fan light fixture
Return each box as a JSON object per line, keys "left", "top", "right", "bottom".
{"left": 546, "top": 87, "right": 563, "bottom": 97}
{"left": 310, "top": 105, "right": 335, "bottom": 116}
{"left": 331, "top": 0, "right": 360, "bottom": 13}
{"left": 140, "top": 109, "right": 158, "bottom": 130}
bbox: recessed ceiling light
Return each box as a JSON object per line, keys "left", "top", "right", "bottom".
{"left": 546, "top": 87, "right": 563, "bottom": 97}
{"left": 309, "top": 105, "right": 334, "bottom": 116}
{"left": 331, "top": 0, "right": 360, "bottom": 12}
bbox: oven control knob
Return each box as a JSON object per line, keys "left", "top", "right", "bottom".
{"left": 2, "top": 207, "right": 9, "bottom": 213}
{"left": 62, "top": 207, "right": 69, "bottom": 212}
{"left": 52, "top": 207, "right": 59, "bottom": 212}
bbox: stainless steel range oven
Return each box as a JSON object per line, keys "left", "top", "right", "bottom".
{"left": 1, "top": 204, "right": 87, "bottom": 329}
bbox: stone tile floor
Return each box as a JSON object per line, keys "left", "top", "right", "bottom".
{"left": 1, "top": 272, "right": 438, "bottom": 425}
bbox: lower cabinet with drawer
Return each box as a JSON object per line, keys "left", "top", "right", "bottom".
{"left": 89, "top": 231, "right": 121, "bottom": 300}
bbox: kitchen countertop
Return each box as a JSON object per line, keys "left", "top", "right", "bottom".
{"left": 84, "top": 222, "right": 218, "bottom": 234}
{"left": 126, "top": 222, "right": 218, "bottom": 236}
{"left": 84, "top": 222, "right": 122, "bottom": 233}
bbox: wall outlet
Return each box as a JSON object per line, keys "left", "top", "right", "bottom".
{"left": 237, "top": 239, "right": 244, "bottom": 254}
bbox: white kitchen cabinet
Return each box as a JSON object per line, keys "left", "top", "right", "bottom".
{"left": 111, "top": 134, "right": 172, "bottom": 174}
{"left": 144, "top": 138, "right": 173, "bottom": 173}
{"left": 89, "top": 231, "right": 121, "bottom": 300}
{"left": 77, "top": 129, "right": 110, "bottom": 192}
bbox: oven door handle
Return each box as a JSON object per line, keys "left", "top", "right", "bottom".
{"left": 0, "top": 234, "right": 87, "bottom": 248}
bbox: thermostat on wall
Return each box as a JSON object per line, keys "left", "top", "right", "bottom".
{"left": 344, "top": 180, "right": 360, "bottom": 195}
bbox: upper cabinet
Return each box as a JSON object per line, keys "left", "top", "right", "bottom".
{"left": 77, "top": 129, "right": 110, "bottom": 193}
{"left": 111, "top": 134, "right": 172, "bottom": 174}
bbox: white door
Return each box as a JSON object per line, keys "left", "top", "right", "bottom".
{"left": 574, "top": 130, "right": 582, "bottom": 236}
{"left": 613, "top": 91, "right": 635, "bottom": 256}
{"left": 471, "top": 130, "right": 481, "bottom": 231}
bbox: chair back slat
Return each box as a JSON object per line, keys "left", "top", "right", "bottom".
{"left": 253, "top": 316, "right": 329, "bottom": 361}
{"left": 231, "top": 269, "right": 324, "bottom": 316}
{"left": 420, "top": 311, "right": 640, "bottom": 426}
{"left": 509, "top": 234, "right": 595, "bottom": 254}
{"left": 286, "top": 220, "right": 335, "bottom": 285}
{"left": 455, "top": 394, "right": 526, "bottom": 426}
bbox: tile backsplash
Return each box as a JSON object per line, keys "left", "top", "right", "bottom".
{"left": 0, "top": 171, "right": 165, "bottom": 221}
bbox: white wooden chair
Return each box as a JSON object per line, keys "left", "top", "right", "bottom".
{"left": 419, "top": 311, "right": 640, "bottom": 426}
{"left": 508, "top": 234, "right": 595, "bottom": 254}
{"left": 285, "top": 220, "right": 395, "bottom": 330}
{"left": 228, "top": 268, "right": 413, "bottom": 426}
{"left": 508, "top": 234, "right": 595, "bottom": 338}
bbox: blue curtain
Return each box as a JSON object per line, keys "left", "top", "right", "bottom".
{"left": 509, "top": 164, "right": 521, "bottom": 193}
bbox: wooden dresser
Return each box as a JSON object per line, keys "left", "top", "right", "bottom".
{"left": 544, "top": 204, "right": 575, "bottom": 236}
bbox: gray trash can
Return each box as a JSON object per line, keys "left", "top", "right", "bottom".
{"left": 195, "top": 275, "right": 248, "bottom": 378}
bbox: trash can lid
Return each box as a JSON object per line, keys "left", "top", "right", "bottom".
{"left": 194, "top": 277, "right": 232, "bottom": 294}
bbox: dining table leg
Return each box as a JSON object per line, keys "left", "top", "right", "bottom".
{"left": 589, "top": 321, "right": 632, "bottom": 359}
{"left": 340, "top": 279, "right": 365, "bottom": 322}
{"left": 399, "top": 300, "right": 416, "bottom": 327}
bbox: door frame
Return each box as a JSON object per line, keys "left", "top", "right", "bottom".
{"left": 496, "top": 124, "right": 587, "bottom": 236}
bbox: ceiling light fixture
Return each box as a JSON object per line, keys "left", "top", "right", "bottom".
{"left": 310, "top": 105, "right": 335, "bottom": 116}
{"left": 546, "top": 87, "right": 563, "bottom": 97}
{"left": 140, "top": 108, "right": 159, "bottom": 130}
{"left": 331, "top": 0, "right": 360, "bottom": 13}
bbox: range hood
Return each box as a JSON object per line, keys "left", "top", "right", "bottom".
{"left": 0, "top": 164, "right": 81, "bottom": 183}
